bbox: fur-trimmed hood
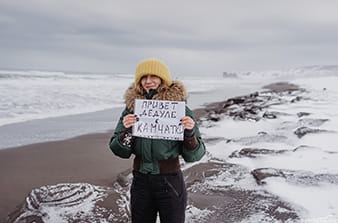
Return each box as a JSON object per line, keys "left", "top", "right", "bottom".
{"left": 124, "top": 80, "right": 187, "bottom": 111}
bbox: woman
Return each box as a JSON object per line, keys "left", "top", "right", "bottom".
{"left": 109, "top": 58, "right": 206, "bottom": 223}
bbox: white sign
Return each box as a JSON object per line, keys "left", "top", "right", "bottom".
{"left": 132, "top": 99, "right": 185, "bottom": 141}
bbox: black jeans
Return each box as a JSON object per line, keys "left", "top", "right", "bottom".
{"left": 130, "top": 170, "right": 187, "bottom": 223}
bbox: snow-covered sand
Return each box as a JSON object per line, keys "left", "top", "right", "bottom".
{"left": 197, "top": 76, "right": 338, "bottom": 222}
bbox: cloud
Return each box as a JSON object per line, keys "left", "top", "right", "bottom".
{"left": 1, "top": 0, "right": 338, "bottom": 74}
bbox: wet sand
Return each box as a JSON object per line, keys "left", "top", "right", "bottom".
{"left": 0, "top": 131, "right": 132, "bottom": 222}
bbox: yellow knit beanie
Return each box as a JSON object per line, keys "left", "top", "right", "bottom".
{"left": 135, "top": 58, "right": 172, "bottom": 86}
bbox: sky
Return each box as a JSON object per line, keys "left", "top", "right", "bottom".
{"left": 1, "top": 0, "right": 338, "bottom": 75}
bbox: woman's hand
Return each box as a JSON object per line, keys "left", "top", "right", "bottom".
{"left": 123, "top": 114, "right": 138, "bottom": 128}
{"left": 180, "top": 116, "right": 195, "bottom": 130}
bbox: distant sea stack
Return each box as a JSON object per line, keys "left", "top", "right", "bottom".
{"left": 223, "top": 72, "right": 238, "bottom": 78}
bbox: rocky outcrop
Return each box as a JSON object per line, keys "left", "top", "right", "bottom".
{"left": 196, "top": 82, "right": 305, "bottom": 123}
{"left": 294, "top": 126, "right": 331, "bottom": 138}
{"left": 184, "top": 161, "right": 300, "bottom": 222}
{"left": 7, "top": 183, "right": 114, "bottom": 223}
{"left": 252, "top": 168, "right": 338, "bottom": 186}
{"left": 230, "top": 147, "right": 289, "bottom": 158}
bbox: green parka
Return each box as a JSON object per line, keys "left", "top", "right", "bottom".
{"left": 109, "top": 81, "right": 206, "bottom": 174}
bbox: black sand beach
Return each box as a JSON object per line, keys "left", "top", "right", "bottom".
{"left": 0, "top": 132, "right": 132, "bottom": 222}
{"left": 0, "top": 82, "right": 280, "bottom": 222}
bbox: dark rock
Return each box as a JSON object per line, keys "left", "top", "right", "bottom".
{"left": 188, "top": 189, "right": 299, "bottom": 222}
{"left": 184, "top": 162, "right": 234, "bottom": 188}
{"left": 262, "top": 82, "right": 300, "bottom": 92}
{"left": 223, "top": 72, "right": 238, "bottom": 78}
{"left": 185, "top": 162, "right": 300, "bottom": 222}
{"left": 291, "top": 96, "right": 303, "bottom": 103}
{"left": 208, "top": 113, "right": 221, "bottom": 122}
{"left": 252, "top": 168, "right": 338, "bottom": 186}
{"left": 263, "top": 111, "right": 277, "bottom": 119}
{"left": 229, "top": 97, "right": 246, "bottom": 104}
{"left": 249, "top": 92, "right": 259, "bottom": 97}
{"left": 195, "top": 82, "right": 305, "bottom": 123}
{"left": 294, "top": 126, "right": 328, "bottom": 138}
{"left": 297, "top": 112, "right": 311, "bottom": 118}
{"left": 232, "top": 110, "right": 261, "bottom": 121}
{"left": 203, "top": 137, "right": 226, "bottom": 145}
{"left": 251, "top": 168, "right": 285, "bottom": 185}
{"left": 7, "top": 183, "right": 118, "bottom": 223}
{"left": 244, "top": 107, "right": 260, "bottom": 114}
{"left": 230, "top": 148, "right": 288, "bottom": 158}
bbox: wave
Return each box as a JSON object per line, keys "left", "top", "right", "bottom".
{"left": 1, "top": 65, "right": 337, "bottom": 127}
{"left": 0, "top": 69, "right": 134, "bottom": 81}
{"left": 0, "top": 70, "right": 67, "bottom": 79}
{"left": 0, "top": 71, "right": 133, "bottom": 126}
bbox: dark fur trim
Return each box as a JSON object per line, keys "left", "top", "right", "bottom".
{"left": 124, "top": 80, "right": 187, "bottom": 111}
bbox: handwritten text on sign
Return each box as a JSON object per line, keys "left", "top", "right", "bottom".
{"left": 132, "top": 99, "right": 185, "bottom": 141}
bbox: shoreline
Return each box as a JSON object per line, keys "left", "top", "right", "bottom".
{"left": 0, "top": 107, "right": 122, "bottom": 150}
{"left": 0, "top": 105, "right": 213, "bottom": 221}
{"left": 0, "top": 131, "right": 133, "bottom": 221}
{"left": 0, "top": 78, "right": 260, "bottom": 150}
{"left": 0, "top": 107, "right": 209, "bottom": 221}
{"left": 0, "top": 82, "right": 266, "bottom": 221}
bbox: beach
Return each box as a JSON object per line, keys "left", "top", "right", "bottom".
{"left": 0, "top": 132, "right": 133, "bottom": 221}
{"left": 1, "top": 69, "right": 338, "bottom": 222}
{"left": 0, "top": 75, "right": 259, "bottom": 222}
{"left": 0, "top": 73, "right": 270, "bottom": 223}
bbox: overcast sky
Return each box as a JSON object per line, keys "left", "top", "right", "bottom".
{"left": 1, "top": 0, "right": 338, "bottom": 75}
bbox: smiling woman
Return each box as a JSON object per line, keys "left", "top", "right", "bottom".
{"left": 140, "top": 74, "right": 162, "bottom": 93}
{"left": 109, "top": 58, "right": 206, "bottom": 223}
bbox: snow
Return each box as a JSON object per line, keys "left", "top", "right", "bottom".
{"left": 265, "top": 178, "right": 338, "bottom": 221}
{"left": 202, "top": 75, "right": 338, "bottom": 221}
{"left": 13, "top": 183, "right": 110, "bottom": 223}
